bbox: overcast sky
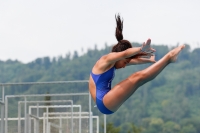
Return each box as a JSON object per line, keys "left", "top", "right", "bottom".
{"left": 0, "top": 0, "right": 200, "bottom": 63}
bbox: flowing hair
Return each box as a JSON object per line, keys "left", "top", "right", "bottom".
{"left": 112, "top": 14, "right": 132, "bottom": 52}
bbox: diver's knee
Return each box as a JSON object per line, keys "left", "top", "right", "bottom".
{"left": 128, "top": 71, "right": 146, "bottom": 84}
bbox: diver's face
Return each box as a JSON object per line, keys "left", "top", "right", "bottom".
{"left": 115, "top": 59, "right": 131, "bottom": 69}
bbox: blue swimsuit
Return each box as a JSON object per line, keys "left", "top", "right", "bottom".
{"left": 90, "top": 67, "right": 115, "bottom": 114}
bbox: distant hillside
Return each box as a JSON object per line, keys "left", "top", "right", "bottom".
{"left": 1, "top": 42, "right": 200, "bottom": 133}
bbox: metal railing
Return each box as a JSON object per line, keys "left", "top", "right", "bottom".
{"left": 0, "top": 80, "right": 105, "bottom": 133}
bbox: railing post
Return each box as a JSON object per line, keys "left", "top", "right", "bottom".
{"left": 36, "top": 103, "right": 39, "bottom": 133}
{"left": 5, "top": 96, "right": 8, "bottom": 133}
{"left": 18, "top": 102, "right": 21, "bottom": 133}
{"left": 89, "top": 94, "right": 93, "bottom": 133}
{"left": 24, "top": 97, "right": 27, "bottom": 133}
{"left": 0, "top": 86, "right": 5, "bottom": 133}
{"left": 104, "top": 115, "right": 106, "bottom": 133}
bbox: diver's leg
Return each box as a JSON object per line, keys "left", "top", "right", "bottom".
{"left": 103, "top": 45, "right": 185, "bottom": 112}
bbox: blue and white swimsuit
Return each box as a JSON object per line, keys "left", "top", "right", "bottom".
{"left": 90, "top": 67, "right": 115, "bottom": 114}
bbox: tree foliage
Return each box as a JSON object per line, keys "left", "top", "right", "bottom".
{"left": 0, "top": 42, "right": 200, "bottom": 133}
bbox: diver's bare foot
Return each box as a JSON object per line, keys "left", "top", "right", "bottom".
{"left": 169, "top": 45, "right": 185, "bottom": 63}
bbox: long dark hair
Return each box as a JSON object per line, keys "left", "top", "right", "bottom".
{"left": 112, "top": 14, "right": 132, "bottom": 52}
{"left": 112, "top": 14, "right": 149, "bottom": 59}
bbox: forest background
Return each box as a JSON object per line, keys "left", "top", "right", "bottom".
{"left": 0, "top": 42, "right": 200, "bottom": 133}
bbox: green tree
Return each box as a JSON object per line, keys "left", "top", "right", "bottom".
{"left": 127, "top": 123, "right": 142, "bottom": 133}
{"left": 101, "top": 123, "right": 121, "bottom": 133}
{"left": 180, "top": 124, "right": 197, "bottom": 133}
{"left": 162, "top": 121, "right": 180, "bottom": 133}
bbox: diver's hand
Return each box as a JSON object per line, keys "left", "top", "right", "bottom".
{"left": 141, "top": 38, "right": 156, "bottom": 53}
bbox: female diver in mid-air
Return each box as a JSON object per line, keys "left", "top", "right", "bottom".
{"left": 89, "top": 14, "right": 185, "bottom": 115}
